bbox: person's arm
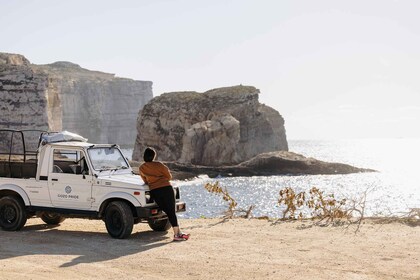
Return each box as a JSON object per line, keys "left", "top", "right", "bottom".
{"left": 160, "top": 163, "right": 172, "bottom": 181}
{"left": 139, "top": 166, "right": 149, "bottom": 184}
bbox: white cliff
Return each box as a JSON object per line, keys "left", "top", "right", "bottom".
{"left": 0, "top": 53, "right": 153, "bottom": 147}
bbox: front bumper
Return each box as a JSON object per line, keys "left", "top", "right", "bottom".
{"left": 135, "top": 201, "right": 186, "bottom": 219}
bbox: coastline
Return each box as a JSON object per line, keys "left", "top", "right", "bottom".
{"left": 129, "top": 149, "right": 376, "bottom": 181}
{"left": 1, "top": 217, "right": 418, "bottom": 280}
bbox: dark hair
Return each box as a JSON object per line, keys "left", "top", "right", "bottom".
{"left": 143, "top": 147, "right": 156, "bottom": 162}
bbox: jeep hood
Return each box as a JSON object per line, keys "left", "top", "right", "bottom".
{"left": 97, "top": 173, "right": 149, "bottom": 190}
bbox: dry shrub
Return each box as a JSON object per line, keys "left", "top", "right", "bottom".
{"left": 307, "top": 187, "right": 351, "bottom": 224}
{"left": 204, "top": 182, "right": 365, "bottom": 226}
{"left": 278, "top": 187, "right": 305, "bottom": 220}
{"left": 204, "top": 181, "right": 254, "bottom": 219}
{"left": 278, "top": 186, "right": 366, "bottom": 231}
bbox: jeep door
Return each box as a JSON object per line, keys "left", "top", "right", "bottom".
{"left": 48, "top": 148, "right": 93, "bottom": 209}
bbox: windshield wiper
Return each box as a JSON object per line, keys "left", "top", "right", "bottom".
{"left": 112, "top": 166, "right": 128, "bottom": 171}
{"left": 103, "top": 166, "right": 129, "bottom": 172}
{"left": 96, "top": 166, "right": 113, "bottom": 174}
{"left": 95, "top": 166, "right": 128, "bottom": 177}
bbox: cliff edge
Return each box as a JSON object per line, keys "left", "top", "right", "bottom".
{"left": 0, "top": 52, "right": 153, "bottom": 147}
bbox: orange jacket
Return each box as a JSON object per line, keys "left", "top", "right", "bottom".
{"left": 139, "top": 161, "right": 172, "bottom": 191}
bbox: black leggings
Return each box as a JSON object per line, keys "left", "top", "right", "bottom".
{"left": 150, "top": 186, "right": 178, "bottom": 227}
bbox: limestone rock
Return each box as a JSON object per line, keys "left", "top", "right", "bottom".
{"left": 0, "top": 52, "right": 153, "bottom": 148}
{"left": 158, "top": 151, "right": 376, "bottom": 180}
{"left": 179, "top": 114, "right": 241, "bottom": 165}
{"left": 236, "top": 151, "right": 376, "bottom": 175}
{"left": 0, "top": 53, "right": 30, "bottom": 66}
{"left": 0, "top": 53, "right": 49, "bottom": 131}
{"left": 133, "top": 85, "right": 288, "bottom": 165}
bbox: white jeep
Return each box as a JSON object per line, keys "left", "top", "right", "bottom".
{"left": 0, "top": 129, "right": 186, "bottom": 239}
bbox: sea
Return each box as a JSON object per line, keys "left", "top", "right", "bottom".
{"left": 124, "top": 139, "right": 420, "bottom": 219}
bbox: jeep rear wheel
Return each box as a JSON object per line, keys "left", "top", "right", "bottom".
{"left": 0, "top": 196, "right": 27, "bottom": 231}
{"left": 39, "top": 212, "right": 66, "bottom": 225}
{"left": 104, "top": 201, "right": 134, "bottom": 239}
{"left": 148, "top": 218, "right": 171, "bottom": 231}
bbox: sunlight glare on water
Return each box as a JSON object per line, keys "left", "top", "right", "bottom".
{"left": 176, "top": 139, "right": 420, "bottom": 219}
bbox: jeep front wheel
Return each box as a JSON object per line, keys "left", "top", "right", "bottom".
{"left": 0, "top": 196, "right": 27, "bottom": 231}
{"left": 104, "top": 201, "right": 134, "bottom": 239}
{"left": 39, "top": 212, "right": 66, "bottom": 225}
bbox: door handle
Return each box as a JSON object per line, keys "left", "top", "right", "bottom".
{"left": 52, "top": 178, "right": 58, "bottom": 181}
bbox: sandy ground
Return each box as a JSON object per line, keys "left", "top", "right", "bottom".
{"left": 0, "top": 218, "right": 419, "bottom": 280}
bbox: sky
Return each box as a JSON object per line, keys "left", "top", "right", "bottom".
{"left": 1, "top": 0, "right": 420, "bottom": 139}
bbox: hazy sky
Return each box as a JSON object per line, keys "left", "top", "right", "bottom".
{"left": 2, "top": 0, "right": 420, "bottom": 139}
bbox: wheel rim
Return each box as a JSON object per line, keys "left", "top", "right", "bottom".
{"left": 1, "top": 205, "right": 17, "bottom": 224}
{"left": 44, "top": 213, "right": 58, "bottom": 219}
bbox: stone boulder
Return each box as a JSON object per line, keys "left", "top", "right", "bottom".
{"left": 179, "top": 114, "right": 241, "bottom": 165}
{"left": 133, "top": 85, "right": 288, "bottom": 165}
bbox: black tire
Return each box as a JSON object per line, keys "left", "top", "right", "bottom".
{"left": 39, "top": 212, "right": 66, "bottom": 225}
{"left": 148, "top": 218, "right": 171, "bottom": 232}
{"left": 0, "top": 196, "right": 27, "bottom": 231}
{"left": 104, "top": 201, "right": 134, "bottom": 239}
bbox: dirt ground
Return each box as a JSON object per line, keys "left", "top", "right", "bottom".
{"left": 0, "top": 217, "right": 419, "bottom": 280}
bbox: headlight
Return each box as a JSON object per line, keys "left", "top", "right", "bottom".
{"left": 145, "top": 191, "right": 153, "bottom": 203}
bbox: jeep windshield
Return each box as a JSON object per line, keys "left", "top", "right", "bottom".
{"left": 87, "top": 146, "right": 129, "bottom": 171}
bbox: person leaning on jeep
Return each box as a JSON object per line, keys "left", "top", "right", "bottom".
{"left": 139, "top": 147, "right": 190, "bottom": 241}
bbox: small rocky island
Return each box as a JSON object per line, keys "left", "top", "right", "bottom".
{"left": 132, "top": 85, "right": 288, "bottom": 165}
{"left": 160, "top": 151, "right": 375, "bottom": 180}
{"left": 131, "top": 86, "right": 375, "bottom": 179}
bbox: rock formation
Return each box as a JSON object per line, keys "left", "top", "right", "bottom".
{"left": 179, "top": 114, "right": 241, "bottom": 166}
{"left": 0, "top": 52, "right": 153, "bottom": 147}
{"left": 130, "top": 151, "right": 376, "bottom": 180}
{"left": 133, "top": 86, "right": 288, "bottom": 165}
{"left": 0, "top": 53, "right": 49, "bottom": 131}
{"left": 162, "top": 151, "right": 376, "bottom": 179}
